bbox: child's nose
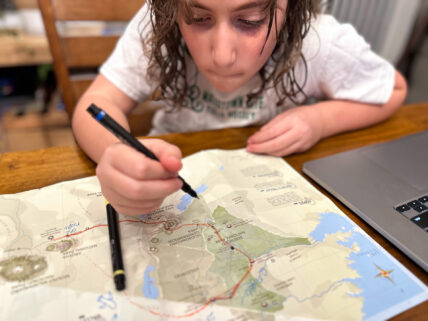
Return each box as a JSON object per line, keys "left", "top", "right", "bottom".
{"left": 211, "top": 25, "right": 237, "bottom": 68}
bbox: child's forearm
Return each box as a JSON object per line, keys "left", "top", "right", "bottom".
{"left": 72, "top": 96, "right": 129, "bottom": 163}
{"left": 71, "top": 75, "right": 137, "bottom": 163}
{"left": 315, "top": 71, "right": 407, "bottom": 139}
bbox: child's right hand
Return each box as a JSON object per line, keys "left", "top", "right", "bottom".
{"left": 96, "top": 139, "right": 184, "bottom": 216}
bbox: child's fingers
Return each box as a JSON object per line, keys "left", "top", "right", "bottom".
{"left": 102, "top": 185, "right": 167, "bottom": 216}
{"left": 142, "top": 138, "right": 182, "bottom": 157}
{"left": 102, "top": 142, "right": 180, "bottom": 180}
{"left": 107, "top": 201, "right": 163, "bottom": 217}
{"left": 247, "top": 121, "right": 291, "bottom": 144}
{"left": 102, "top": 180, "right": 181, "bottom": 209}
{"left": 141, "top": 139, "right": 183, "bottom": 172}
{"left": 98, "top": 171, "right": 182, "bottom": 216}
{"left": 247, "top": 130, "right": 298, "bottom": 155}
{"left": 266, "top": 141, "right": 302, "bottom": 157}
{"left": 96, "top": 138, "right": 185, "bottom": 216}
{"left": 98, "top": 161, "right": 183, "bottom": 201}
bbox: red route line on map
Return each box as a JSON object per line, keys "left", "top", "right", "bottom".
{"left": 52, "top": 219, "right": 159, "bottom": 241}
{"left": 52, "top": 218, "right": 254, "bottom": 318}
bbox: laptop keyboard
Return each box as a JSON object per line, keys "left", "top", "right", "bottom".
{"left": 395, "top": 196, "right": 428, "bottom": 232}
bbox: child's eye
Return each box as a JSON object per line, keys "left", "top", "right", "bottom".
{"left": 191, "top": 16, "right": 212, "bottom": 25}
{"left": 235, "top": 17, "right": 267, "bottom": 30}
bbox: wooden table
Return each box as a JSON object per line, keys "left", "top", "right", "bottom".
{"left": 1, "top": 102, "right": 427, "bottom": 319}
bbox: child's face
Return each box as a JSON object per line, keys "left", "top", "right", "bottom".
{"left": 178, "top": 0, "right": 287, "bottom": 93}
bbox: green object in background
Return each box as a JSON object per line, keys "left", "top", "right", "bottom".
{"left": 37, "top": 64, "right": 54, "bottom": 84}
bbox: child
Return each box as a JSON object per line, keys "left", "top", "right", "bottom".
{"left": 72, "top": 0, "right": 407, "bottom": 216}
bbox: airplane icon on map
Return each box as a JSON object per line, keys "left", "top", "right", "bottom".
{"left": 375, "top": 264, "right": 395, "bottom": 284}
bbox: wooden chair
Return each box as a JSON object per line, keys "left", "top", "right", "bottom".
{"left": 38, "top": 0, "right": 159, "bottom": 135}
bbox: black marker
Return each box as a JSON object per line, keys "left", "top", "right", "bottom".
{"left": 87, "top": 104, "right": 198, "bottom": 199}
{"left": 106, "top": 200, "right": 126, "bottom": 291}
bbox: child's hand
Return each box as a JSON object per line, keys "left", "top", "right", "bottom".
{"left": 96, "top": 139, "right": 183, "bottom": 216}
{"left": 246, "top": 106, "right": 324, "bottom": 156}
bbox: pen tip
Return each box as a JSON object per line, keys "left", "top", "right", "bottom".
{"left": 186, "top": 189, "right": 198, "bottom": 199}
{"left": 180, "top": 179, "right": 199, "bottom": 199}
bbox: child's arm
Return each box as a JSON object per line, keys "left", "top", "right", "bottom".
{"left": 246, "top": 70, "right": 407, "bottom": 157}
{"left": 72, "top": 75, "right": 136, "bottom": 162}
{"left": 72, "top": 75, "right": 183, "bottom": 215}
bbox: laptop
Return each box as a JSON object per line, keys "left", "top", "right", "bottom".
{"left": 302, "top": 130, "right": 428, "bottom": 272}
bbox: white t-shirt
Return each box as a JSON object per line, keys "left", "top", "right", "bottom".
{"left": 100, "top": 4, "right": 395, "bottom": 135}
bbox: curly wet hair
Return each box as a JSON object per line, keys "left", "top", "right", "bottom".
{"left": 144, "top": 0, "right": 321, "bottom": 107}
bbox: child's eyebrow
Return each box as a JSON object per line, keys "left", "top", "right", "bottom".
{"left": 191, "top": 1, "right": 266, "bottom": 12}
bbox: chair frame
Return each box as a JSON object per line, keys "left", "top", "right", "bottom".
{"left": 38, "top": 0, "right": 145, "bottom": 118}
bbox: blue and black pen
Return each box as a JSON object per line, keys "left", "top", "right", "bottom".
{"left": 87, "top": 103, "right": 199, "bottom": 199}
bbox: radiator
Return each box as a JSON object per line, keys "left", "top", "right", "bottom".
{"left": 329, "top": 0, "right": 421, "bottom": 65}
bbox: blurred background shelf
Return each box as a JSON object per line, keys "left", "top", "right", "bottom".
{"left": 0, "top": 31, "right": 51, "bottom": 67}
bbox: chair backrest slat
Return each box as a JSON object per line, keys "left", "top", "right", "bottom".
{"left": 38, "top": 0, "right": 145, "bottom": 118}
{"left": 52, "top": 0, "right": 143, "bottom": 21}
{"left": 62, "top": 36, "right": 120, "bottom": 68}
{"left": 70, "top": 78, "right": 94, "bottom": 100}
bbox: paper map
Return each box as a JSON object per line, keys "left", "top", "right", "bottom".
{"left": 0, "top": 149, "right": 427, "bottom": 321}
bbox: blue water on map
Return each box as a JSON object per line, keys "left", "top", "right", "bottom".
{"left": 142, "top": 265, "right": 159, "bottom": 299}
{"left": 310, "top": 212, "right": 425, "bottom": 319}
{"left": 177, "top": 184, "right": 208, "bottom": 211}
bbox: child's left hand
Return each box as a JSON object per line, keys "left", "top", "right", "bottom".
{"left": 246, "top": 105, "right": 325, "bottom": 156}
